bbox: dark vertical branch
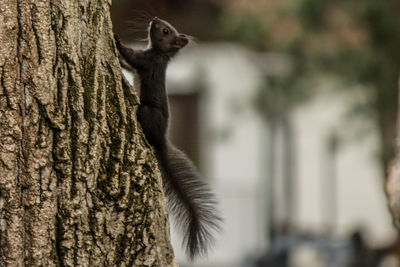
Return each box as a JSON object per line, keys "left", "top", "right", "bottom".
{"left": 323, "top": 131, "right": 339, "bottom": 233}
{"left": 282, "top": 112, "right": 296, "bottom": 230}
{"left": 397, "top": 75, "right": 400, "bottom": 151}
{"left": 266, "top": 117, "right": 278, "bottom": 242}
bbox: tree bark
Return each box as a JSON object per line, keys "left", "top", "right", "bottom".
{"left": 0, "top": 1, "right": 177, "bottom": 266}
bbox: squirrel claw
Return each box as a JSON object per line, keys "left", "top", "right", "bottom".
{"left": 114, "top": 33, "right": 121, "bottom": 44}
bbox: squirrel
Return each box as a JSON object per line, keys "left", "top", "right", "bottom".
{"left": 114, "top": 17, "right": 221, "bottom": 260}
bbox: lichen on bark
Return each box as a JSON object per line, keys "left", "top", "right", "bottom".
{"left": 0, "top": 0, "right": 177, "bottom": 266}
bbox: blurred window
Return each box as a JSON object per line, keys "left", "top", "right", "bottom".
{"left": 168, "top": 93, "right": 200, "bottom": 167}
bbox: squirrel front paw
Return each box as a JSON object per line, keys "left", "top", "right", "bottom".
{"left": 114, "top": 33, "right": 121, "bottom": 47}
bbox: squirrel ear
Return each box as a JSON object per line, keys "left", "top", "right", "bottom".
{"left": 175, "top": 34, "right": 189, "bottom": 48}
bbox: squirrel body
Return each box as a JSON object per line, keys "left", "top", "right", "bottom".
{"left": 115, "top": 17, "right": 221, "bottom": 260}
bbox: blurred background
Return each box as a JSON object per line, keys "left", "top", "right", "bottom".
{"left": 111, "top": 0, "right": 400, "bottom": 266}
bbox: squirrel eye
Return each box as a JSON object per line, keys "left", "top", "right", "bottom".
{"left": 162, "top": 28, "right": 169, "bottom": 35}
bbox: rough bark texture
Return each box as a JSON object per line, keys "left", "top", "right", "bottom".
{"left": 0, "top": 0, "right": 177, "bottom": 266}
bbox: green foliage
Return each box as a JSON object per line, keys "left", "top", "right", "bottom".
{"left": 296, "top": 0, "right": 327, "bottom": 31}
{"left": 219, "top": 12, "right": 268, "bottom": 50}
{"left": 254, "top": 69, "right": 313, "bottom": 121}
{"left": 219, "top": 0, "right": 400, "bottom": 170}
{"left": 363, "top": 0, "right": 399, "bottom": 46}
{"left": 298, "top": 0, "right": 399, "bottom": 169}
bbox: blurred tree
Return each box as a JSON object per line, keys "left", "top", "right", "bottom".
{"left": 218, "top": 8, "right": 315, "bottom": 237}
{"left": 254, "top": 68, "right": 313, "bottom": 239}
{"left": 219, "top": 0, "right": 399, "bottom": 178}
{"left": 300, "top": 0, "right": 400, "bottom": 176}
{"left": 386, "top": 78, "right": 400, "bottom": 232}
{"left": 217, "top": 0, "right": 400, "bottom": 245}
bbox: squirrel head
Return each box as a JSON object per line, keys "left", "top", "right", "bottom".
{"left": 149, "top": 17, "right": 189, "bottom": 56}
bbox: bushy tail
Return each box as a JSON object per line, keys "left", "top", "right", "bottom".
{"left": 155, "top": 141, "right": 221, "bottom": 260}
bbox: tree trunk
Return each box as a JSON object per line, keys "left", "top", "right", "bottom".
{"left": 0, "top": 1, "right": 177, "bottom": 266}
{"left": 386, "top": 76, "right": 400, "bottom": 232}
{"left": 265, "top": 117, "right": 277, "bottom": 242}
{"left": 378, "top": 104, "right": 397, "bottom": 178}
